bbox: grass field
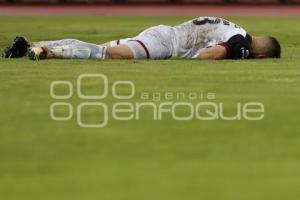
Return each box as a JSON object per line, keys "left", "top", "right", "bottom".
{"left": 0, "top": 16, "right": 300, "bottom": 200}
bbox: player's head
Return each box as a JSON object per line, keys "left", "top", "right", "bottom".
{"left": 251, "top": 36, "right": 281, "bottom": 59}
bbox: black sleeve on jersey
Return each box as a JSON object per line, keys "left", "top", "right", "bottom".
{"left": 219, "top": 34, "right": 252, "bottom": 59}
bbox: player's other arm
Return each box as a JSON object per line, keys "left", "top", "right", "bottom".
{"left": 198, "top": 34, "right": 252, "bottom": 60}
{"left": 196, "top": 45, "right": 228, "bottom": 60}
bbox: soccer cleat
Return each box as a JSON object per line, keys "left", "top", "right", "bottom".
{"left": 2, "top": 36, "right": 30, "bottom": 58}
{"left": 28, "top": 47, "right": 47, "bottom": 60}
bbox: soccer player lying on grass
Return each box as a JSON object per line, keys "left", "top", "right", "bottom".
{"left": 3, "top": 17, "right": 281, "bottom": 60}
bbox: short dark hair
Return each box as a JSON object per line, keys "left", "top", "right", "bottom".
{"left": 267, "top": 36, "right": 281, "bottom": 58}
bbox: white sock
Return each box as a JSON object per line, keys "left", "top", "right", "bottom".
{"left": 48, "top": 44, "right": 107, "bottom": 60}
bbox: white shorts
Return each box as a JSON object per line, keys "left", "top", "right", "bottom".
{"left": 110, "top": 25, "right": 174, "bottom": 59}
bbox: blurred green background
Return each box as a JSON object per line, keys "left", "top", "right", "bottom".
{"left": 0, "top": 16, "right": 300, "bottom": 200}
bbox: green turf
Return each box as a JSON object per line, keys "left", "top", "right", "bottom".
{"left": 0, "top": 16, "right": 300, "bottom": 200}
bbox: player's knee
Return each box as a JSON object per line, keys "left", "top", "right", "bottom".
{"left": 107, "top": 48, "right": 125, "bottom": 59}
{"left": 107, "top": 48, "right": 118, "bottom": 59}
{"left": 107, "top": 46, "right": 134, "bottom": 59}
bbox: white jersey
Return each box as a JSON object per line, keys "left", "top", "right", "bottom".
{"left": 116, "top": 17, "right": 250, "bottom": 60}
{"left": 171, "top": 17, "right": 248, "bottom": 58}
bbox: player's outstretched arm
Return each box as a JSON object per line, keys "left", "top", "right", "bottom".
{"left": 197, "top": 45, "right": 227, "bottom": 60}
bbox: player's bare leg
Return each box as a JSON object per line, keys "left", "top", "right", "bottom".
{"left": 107, "top": 45, "right": 134, "bottom": 59}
